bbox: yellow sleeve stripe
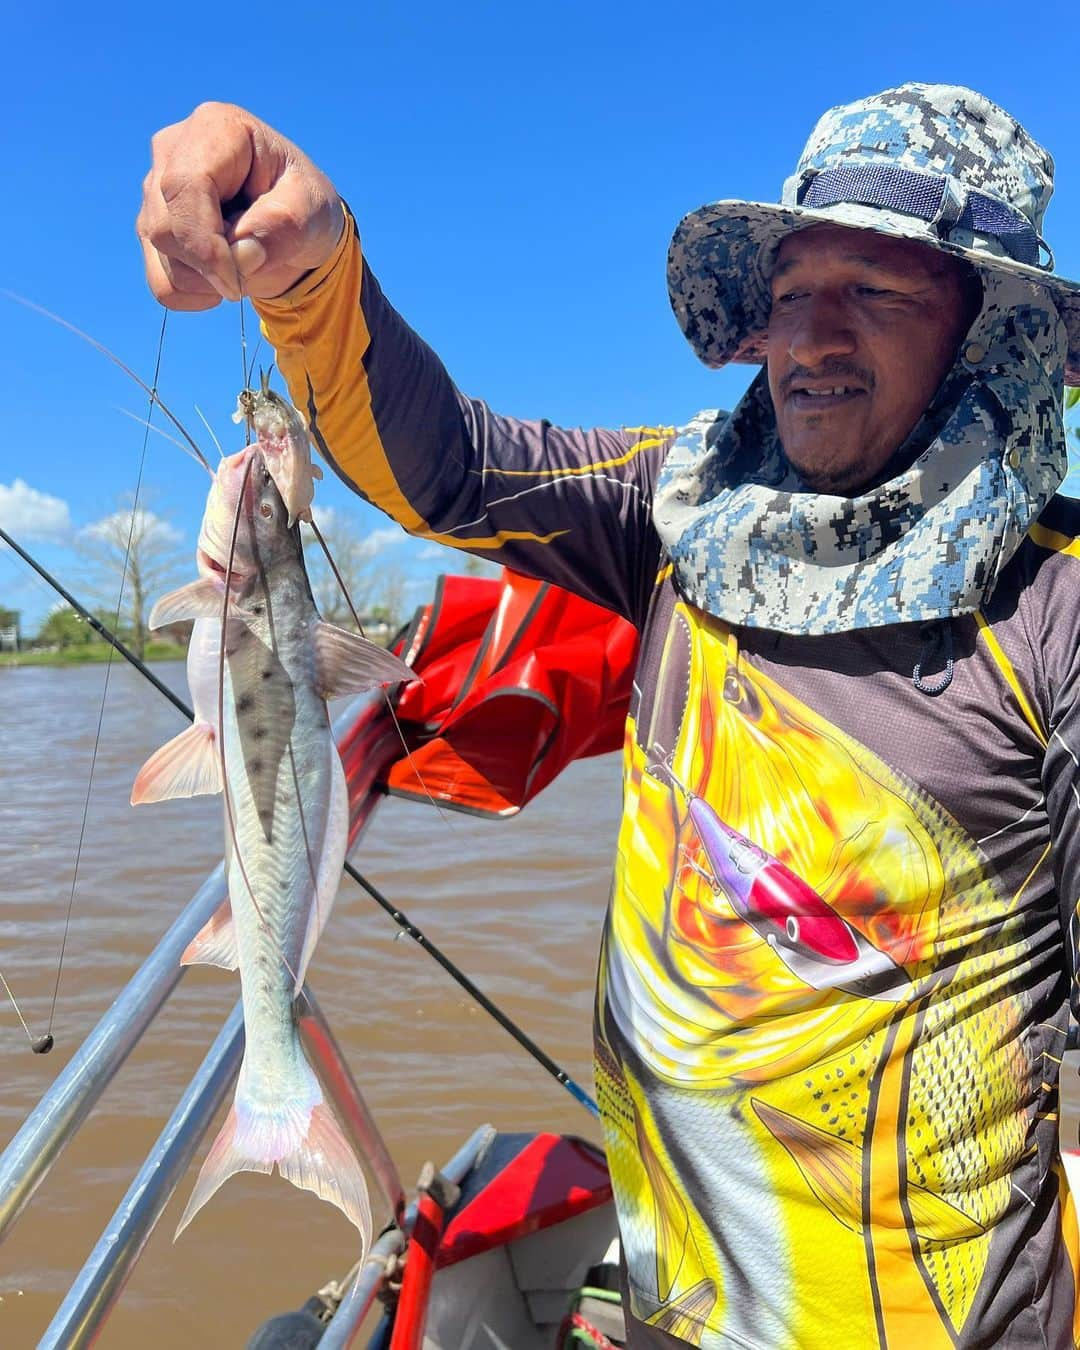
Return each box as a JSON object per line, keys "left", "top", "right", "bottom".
{"left": 1029, "top": 521, "right": 1080, "bottom": 559}
{"left": 480, "top": 429, "right": 673, "bottom": 479}
{"left": 255, "top": 213, "right": 575, "bottom": 553}
{"left": 973, "top": 610, "right": 1048, "bottom": 747}
{"left": 255, "top": 211, "right": 428, "bottom": 536}
{"left": 1016, "top": 841, "right": 1053, "bottom": 908}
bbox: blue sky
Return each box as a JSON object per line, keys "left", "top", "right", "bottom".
{"left": 2, "top": 1, "right": 1076, "bottom": 630}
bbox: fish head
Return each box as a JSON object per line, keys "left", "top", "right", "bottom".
{"left": 196, "top": 443, "right": 297, "bottom": 580}
{"left": 248, "top": 448, "right": 301, "bottom": 564}
{"left": 233, "top": 380, "right": 319, "bottom": 529}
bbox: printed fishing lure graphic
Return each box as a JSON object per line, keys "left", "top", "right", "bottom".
{"left": 681, "top": 793, "right": 911, "bottom": 1002}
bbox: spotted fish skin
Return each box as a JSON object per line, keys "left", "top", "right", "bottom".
{"left": 136, "top": 435, "right": 413, "bottom": 1244}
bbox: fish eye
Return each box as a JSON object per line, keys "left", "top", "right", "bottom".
{"left": 260, "top": 502, "right": 273, "bottom": 519}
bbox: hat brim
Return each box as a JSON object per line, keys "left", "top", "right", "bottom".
{"left": 667, "top": 198, "right": 1080, "bottom": 384}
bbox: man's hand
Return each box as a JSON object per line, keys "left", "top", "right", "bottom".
{"left": 137, "top": 103, "right": 346, "bottom": 311}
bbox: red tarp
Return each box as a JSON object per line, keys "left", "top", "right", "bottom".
{"left": 379, "top": 570, "right": 638, "bottom": 818}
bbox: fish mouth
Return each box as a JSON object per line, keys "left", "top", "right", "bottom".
{"left": 196, "top": 547, "right": 253, "bottom": 589}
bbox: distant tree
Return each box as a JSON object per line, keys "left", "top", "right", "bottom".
{"left": 374, "top": 569, "right": 405, "bottom": 631}
{"left": 461, "top": 552, "right": 502, "bottom": 580}
{"left": 79, "top": 497, "right": 185, "bottom": 660}
{"left": 303, "top": 510, "right": 406, "bottom": 632}
{"left": 36, "top": 606, "right": 97, "bottom": 650}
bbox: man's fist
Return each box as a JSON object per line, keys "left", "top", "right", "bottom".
{"left": 137, "top": 103, "right": 345, "bottom": 310}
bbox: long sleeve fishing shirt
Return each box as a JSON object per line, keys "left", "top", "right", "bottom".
{"left": 256, "top": 211, "right": 1080, "bottom": 1350}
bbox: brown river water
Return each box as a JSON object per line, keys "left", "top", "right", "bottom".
{"left": 0, "top": 660, "right": 620, "bottom": 1348}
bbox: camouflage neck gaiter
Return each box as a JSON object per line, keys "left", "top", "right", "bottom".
{"left": 652, "top": 272, "right": 1068, "bottom": 636}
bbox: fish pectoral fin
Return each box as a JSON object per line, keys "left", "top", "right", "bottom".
{"left": 131, "top": 722, "right": 222, "bottom": 804}
{"left": 181, "top": 898, "right": 238, "bottom": 971}
{"left": 313, "top": 621, "right": 416, "bottom": 699}
{"left": 148, "top": 578, "right": 224, "bottom": 630}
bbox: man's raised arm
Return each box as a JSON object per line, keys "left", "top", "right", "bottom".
{"left": 138, "top": 104, "right": 669, "bottom": 624}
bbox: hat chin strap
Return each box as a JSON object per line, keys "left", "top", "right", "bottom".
{"left": 797, "top": 163, "right": 1052, "bottom": 269}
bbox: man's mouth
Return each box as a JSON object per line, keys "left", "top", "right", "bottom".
{"left": 788, "top": 383, "right": 867, "bottom": 410}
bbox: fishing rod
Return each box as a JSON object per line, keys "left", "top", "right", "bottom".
{"left": 3, "top": 529, "right": 599, "bottom": 1117}
{"left": 0, "top": 526, "right": 190, "bottom": 720}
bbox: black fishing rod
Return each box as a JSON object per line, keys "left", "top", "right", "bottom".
{"left": 0, "top": 525, "right": 190, "bottom": 720}
{"left": 4, "top": 528, "right": 599, "bottom": 1117}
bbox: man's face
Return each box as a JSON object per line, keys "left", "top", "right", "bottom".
{"left": 766, "top": 225, "right": 978, "bottom": 494}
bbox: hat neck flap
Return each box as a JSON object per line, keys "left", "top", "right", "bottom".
{"left": 652, "top": 273, "right": 1068, "bottom": 635}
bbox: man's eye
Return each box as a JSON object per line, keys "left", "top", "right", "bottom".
{"left": 855, "top": 285, "right": 893, "bottom": 297}
{"left": 772, "top": 290, "right": 805, "bottom": 305}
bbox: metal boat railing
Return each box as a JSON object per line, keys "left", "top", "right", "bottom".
{"left": 0, "top": 695, "right": 460, "bottom": 1349}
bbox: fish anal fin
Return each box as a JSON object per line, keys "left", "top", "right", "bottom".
{"left": 148, "top": 578, "right": 223, "bottom": 630}
{"left": 131, "top": 723, "right": 222, "bottom": 804}
{"left": 181, "top": 898, "right": 237, "bottom": 971}
{"left": 313, "top": 621, "right": 415, "bottom": 699}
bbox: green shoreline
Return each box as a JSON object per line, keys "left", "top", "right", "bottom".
{"left": 0, "top": 643, "right": 187, "bottom": 668}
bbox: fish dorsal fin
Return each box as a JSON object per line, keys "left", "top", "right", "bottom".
{"left": 131, "top": 722, "right": 222, "bottom": 804}
{"left": 181, "top": 897, "right": 238, "bottom": 971}
{"left": 313, "top": 622, "right": 415, "bottom": 700}
{"left": 149, "top": 578, "right": 224, "bottom": 630}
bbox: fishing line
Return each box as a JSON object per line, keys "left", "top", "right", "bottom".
{"left": 0, "top": 533, "right": 598, "bottom": 1113}
{"left": 45, "top": 309, "right": 172, "bottom": 1046}
{"left": 215, "top": 452, "right": 303, "bottom": 989}
{"left": 113, "top": 406, "right": 206, "bottom": 466}
{"left": 306, "top": 516, "right": 451, "bottom": 828}
{"left": 5, "top": 294, "right": 213, "bottom": 478}
{"left": 194, "top": 405, "right": 226, "bottom": 463}
{"left": 0, "top": 527, "right": 191, "bottom": 719}
{"left": 239, "top": 293, "right": 250, "bottom": 409}
{"left": 0, "top": 968, "right": 39, "bottom": 1050}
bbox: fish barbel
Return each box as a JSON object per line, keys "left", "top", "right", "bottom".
{"left": 233, "top": 375, "right": 322, "bottom": 528}
{"left": 133, "top": 390, "right": 413, "bottom": 1242}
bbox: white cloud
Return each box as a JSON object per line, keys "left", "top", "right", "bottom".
{"left": 307, "top": 510, "right": 403, "bottom": 555}
{"left": 0, "top": 479, "right": 72, "bottom": 541}
{"left": 367, "top": 526, "right": 405, "bottom": 551}
{"left": 81, "top": 507, "right": 182, "bottom": 547}
{"left": 309, "top": 504, "right": 341, "bottom": 534}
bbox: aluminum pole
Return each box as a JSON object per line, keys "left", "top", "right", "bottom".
{"left": 0, "top": 867, "right": 226, "bottom": 1241}
{"left": 318, "top": 1125, "right": 496, "bottom": 1350}
{"left": 297, "top": 989, "right": 406, "bottom": 1222}
{"left": 38, "top": 1003, "right": 244, "bottom": 1349}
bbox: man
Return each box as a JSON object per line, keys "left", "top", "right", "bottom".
{"left": 140, "top": 84, "right": 1080, "bottom": 1347}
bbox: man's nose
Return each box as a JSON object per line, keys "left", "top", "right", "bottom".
{"left": 786, "top": 297, "right": 857, "bottom": 368}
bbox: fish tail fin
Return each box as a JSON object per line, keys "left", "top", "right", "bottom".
{"left": 175, "top": 1064, "right": 372, "bottom": 1246}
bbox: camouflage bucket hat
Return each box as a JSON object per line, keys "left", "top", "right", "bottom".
{"left": 668, "top": 82, "right": 1080, "bottom": 384}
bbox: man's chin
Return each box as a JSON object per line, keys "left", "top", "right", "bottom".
{"left": 782, "top": 447, "right": 868, "bottom": 495}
